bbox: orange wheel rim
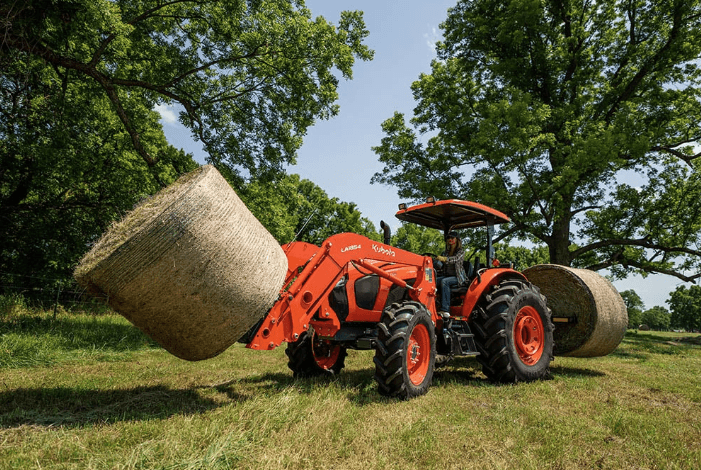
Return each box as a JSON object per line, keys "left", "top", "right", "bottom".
{"left": 407, "top": 323, "right": 430, "bottom": 385}
{"left": 311, "top": 333, "right": 341, "bottom": 370}
{"left": 514, "top": 306, "right": 544, "bottom": 366}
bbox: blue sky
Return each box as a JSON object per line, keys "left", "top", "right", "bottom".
{"left": 156, "top": 0, "right": 685, "bottom": 309}
{"left": 157, "top": 0, "right": 450, "bottom": 227}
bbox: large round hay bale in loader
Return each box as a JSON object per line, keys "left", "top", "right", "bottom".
{"left": 74, "top": 165, "right": 287, "bottom": 361}
{"left": 522, "top": 264, "right": 627, "bottom": 357}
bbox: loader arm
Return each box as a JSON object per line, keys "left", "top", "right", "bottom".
{"left": 246, "top": 232, "right": 436, "bottom": 350}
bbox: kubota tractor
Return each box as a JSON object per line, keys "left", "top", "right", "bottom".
{"left": 242, "top": 198, "right": 553, "bottom": 399}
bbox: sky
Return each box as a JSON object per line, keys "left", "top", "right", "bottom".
{"left": 155, "top": 0, "right": 689, "bottom": 309}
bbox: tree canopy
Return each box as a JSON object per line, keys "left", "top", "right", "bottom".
{"left": 2, "top": 0, "right": 373, "bottom": 185}
{"left": 668, "top": 284, "right": 701, "bottom": 331}
{"left": 392, "top": 224, "right": 446, "bottom": 255}
{"left": 641, "top": 305, "right": 671, "bottom": 331}
{"left": 372, "top": 0, "right": 701, "bottom": 283}
{"left": 1, "top": 0, "right": 372, "bottom": 295}
{"left": 237, "top": 173, "right": 380, "bottom": 245}
{"left": 0, "top": 49, "right": 197, "bottom": 292}
{"left": 620, "top": 289, "right": 645, "bottom": 329}
{"left": 493, "top": 243, "right": 549, "bottom": 271}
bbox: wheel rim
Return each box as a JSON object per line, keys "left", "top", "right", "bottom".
{"left": 311, "top": 333, "right": 341, "bottom": 370}
{"left": 406, "top": 323, "right": 431, "bottom": 385}
{"left": 513, "top": 306, "right": 545, "bottom": 366}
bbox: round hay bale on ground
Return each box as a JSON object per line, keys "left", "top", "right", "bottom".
{"left": 74, "top": 165, "right": 287, "bottom": 361}
{"left": 522, "top": 264, "right": 627, "bottom": 357}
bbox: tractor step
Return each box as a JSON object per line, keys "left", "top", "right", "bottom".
{"left": 454, "top": 331, "right": 479, "bottom": 356}
{"left": 438, "top": 320, "right": 480, "bottom": 357}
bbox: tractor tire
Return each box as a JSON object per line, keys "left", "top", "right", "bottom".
{"left": 469, "top": 279, "right": 553, "bottom": 383}
{"left": 373, "top": 301, "right": 436, "bottom": 399}
{"left": 285, "top": 328, "right": 347, "bottom": 378}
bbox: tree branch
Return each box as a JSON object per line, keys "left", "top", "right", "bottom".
{"left": 571, "top": 236, "right": 701, "bottom": 260}
{"left": 603, "top": 5, "right": 684, "bottom": 123}
{"left": 586, "top": 257, "right": 701, "bottom": 283}
{"left": 651, "top": 143, "right": 701, "bottom": 166}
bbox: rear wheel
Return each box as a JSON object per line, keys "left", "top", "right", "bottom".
{"left": 374, "top": 301, "right": 436, "bottom": 399}
{"left": 286, "top": 328, "right": 347, "bottom": 378}
{"left": 469, "top": 279, "right": 553, "bottom": 382}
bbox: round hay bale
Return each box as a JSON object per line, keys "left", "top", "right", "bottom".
{"left": 522, "top": 264, "right": 627, "bottom": 357}
{"left": 74, "top": 165, "right": 287, "bottom": 361}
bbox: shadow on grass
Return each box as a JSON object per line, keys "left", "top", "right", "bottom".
{"left": 1, "top": 360, "right": 616, "bottom": 428}
{"left": 0, "top": 385, "right": 221, "bottom": 428}
{"left": 207, "top": 369, "right": 391, "bottom": 406}
{"left": 1, "top": 314, "right": 157, "bottom": 353}
{"left": 208, "top": 356, "right": 599, "bottom": 406}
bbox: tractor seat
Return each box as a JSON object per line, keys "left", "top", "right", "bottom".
{"left": 449, "top": 260, "right": 473, "bottom": 298}
{"left": 450, "top": 284, "right": 469, "bottom": 297}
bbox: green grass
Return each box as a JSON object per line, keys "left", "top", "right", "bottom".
{"left": 1, "top": 308, "right": 700, "bottom": 469}
{"left": 0, "top": 308, "right": 158, "bottom": 368}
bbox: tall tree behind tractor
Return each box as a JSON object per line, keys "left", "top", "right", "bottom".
{"left": 75, "top": 166, "right": 627, "bottom": 399}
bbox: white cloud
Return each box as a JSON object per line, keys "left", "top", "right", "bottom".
{"left": 154, "top": 103, "right": 177, "bottom": 124}
{"left": 424, "top": 26, "right": 439, "bottom": 54}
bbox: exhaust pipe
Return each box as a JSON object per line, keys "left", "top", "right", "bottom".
{"left": 380, "top": 220, "right": 391, "bottom": 245}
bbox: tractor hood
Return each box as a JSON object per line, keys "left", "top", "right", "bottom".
{"left": 395, "top": 199, "right": 510, "bottom": 231}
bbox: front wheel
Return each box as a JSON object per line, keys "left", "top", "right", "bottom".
{"left": 285, "top": 328, "right": 347, "bottom": 378}
{"left": 469, "top": 279, "right": 553, "bottom": 383}
{"left": 374, "top": 301, "right": 436, "bottom": 399}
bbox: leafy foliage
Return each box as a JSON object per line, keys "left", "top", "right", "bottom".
{"left": 391, "top": 224, "right": 445, "bottom": 255}
{"left": 238, "top": 173, "right": 380, "bottom": 245}
{"left": 493, "top": 243, "right": 549, "bottom": 271}
{"left": 1, "top": 0, "right": 372, "bottom": 295}
{"left": 1, "top": 0, "right": 373, "bottom": 184}
{"left": 668, "top": 284, "right": 701, "bottom": 332}
{"left": 641, "top": 306, "right": 671, "bottom": 331}
{"left": 620, "top": 290, "right": 645, "bottom": 329}
{"left": 372, "top": 0, "right": 701, "bottom": 283}
{"left": 0, "top": 52, "right": 197, "bottom": 292}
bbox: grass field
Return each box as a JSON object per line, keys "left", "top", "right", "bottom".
{"left": 1, "top": 307, "right": 700, "bottom": 469}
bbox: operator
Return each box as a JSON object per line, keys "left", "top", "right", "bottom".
{"left": 435, "top": 231, "right": 468, "bottom": 319}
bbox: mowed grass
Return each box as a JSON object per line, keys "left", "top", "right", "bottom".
{"left": 1, "top": 309, "right": 700, "bottom": 470}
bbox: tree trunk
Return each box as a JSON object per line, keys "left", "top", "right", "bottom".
{"left": 549, "top": 215, "right": 572, "bottom": 266}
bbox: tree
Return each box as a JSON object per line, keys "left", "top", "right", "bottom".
{"left": 372, "top": 0, "right": 701, "bottom": 283}
{"left": 620, "top": 289, "right": 645, "bottom": 329}
{"left": 493, "top": 243, "right": 549, "bottom": 271}
{"left": 641, "top": 306, "right": 671, "bottom": 331}
{"left": 0, "top": 52, "right": 197, "bottom": 294}
{"left": 392, "top": 224, "right": 445, "bottom": 255}
{"left": 238, "top": 173, "right": 380, "bottom": 245}
{"left": 1, "top": 0, "right": 372, "bottom": 186}
{"left": 668, "top": 284, "right": 701, "bottom": 332}
{"left": 1, "top": 0, "right": 372, "bottom": 297}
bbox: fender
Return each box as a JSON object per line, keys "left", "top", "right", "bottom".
{"left": 460, "top": 268, "right": 528, "bottom": 321}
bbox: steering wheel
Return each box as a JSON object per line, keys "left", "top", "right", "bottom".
{"left": 423, "top": 253, "right": 444, "bottom": 273}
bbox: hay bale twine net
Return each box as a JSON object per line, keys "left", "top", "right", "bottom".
{"left": 522, "top": 264, "right": 627, "bottom": 357}
{"left": 75, "top": 165, "right": 287, "bottom": 361}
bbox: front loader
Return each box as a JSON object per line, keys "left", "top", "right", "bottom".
{"left": 242, "top": 198, "right": 554, "bottom": 399}
{"left": 77, "top": 166, "right": 626, "bottom": 399}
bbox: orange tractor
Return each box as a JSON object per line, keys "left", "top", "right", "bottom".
{"left": 241, "top": 198, "right": 554, "bottom": 399}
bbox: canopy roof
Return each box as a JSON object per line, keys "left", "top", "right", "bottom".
{"left": 395, "top": 199, "right": 510, "bottom": 231}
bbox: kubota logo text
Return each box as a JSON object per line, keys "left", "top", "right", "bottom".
{"left": 372, "top": 244, "right": 396, "bottom": 257}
